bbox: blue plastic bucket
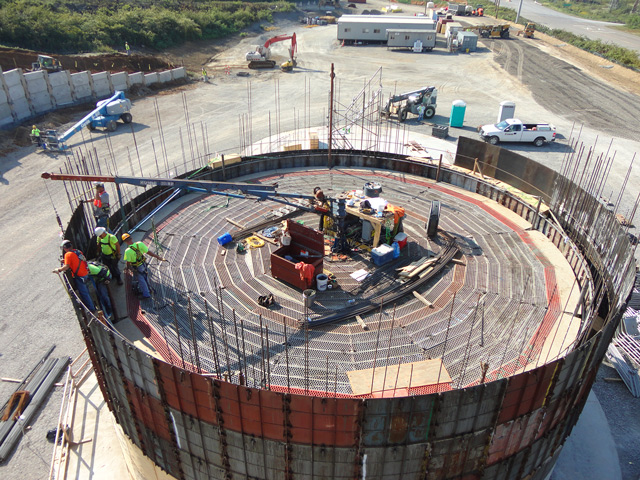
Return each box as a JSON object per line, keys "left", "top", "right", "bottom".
{"left": 217, "top": 232, "right": 232, "bottom": 246}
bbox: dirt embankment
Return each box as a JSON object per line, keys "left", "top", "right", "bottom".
{"left": 0, "top": 47, "right": 174, "bottom": 74}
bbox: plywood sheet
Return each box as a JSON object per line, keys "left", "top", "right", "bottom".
{"left": 347, "top": 359, "right": 451, "bottom": 396}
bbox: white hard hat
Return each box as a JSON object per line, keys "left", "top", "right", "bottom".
{"left": 95, "top": 227, "right": 106, "bottom": 236}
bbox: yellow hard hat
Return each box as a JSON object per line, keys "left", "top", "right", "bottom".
{"left": 32, "top": 125, "right": 36, "bottom": 128}
{"left": 121, "top": 233, "right": 131, "bottom": 241}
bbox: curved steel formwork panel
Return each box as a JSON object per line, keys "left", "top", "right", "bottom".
{"left": 63, "top": 150, "right": 633, "bottom": 480}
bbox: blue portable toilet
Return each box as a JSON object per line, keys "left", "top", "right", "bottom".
{"left": 449, "top": 100, "right": 466, "bottom": 128}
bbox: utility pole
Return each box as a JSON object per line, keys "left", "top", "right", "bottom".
{"left": 515, "top": 0, "right": 524, "bottom": 24}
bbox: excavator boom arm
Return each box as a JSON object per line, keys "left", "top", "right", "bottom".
{"left": 264, "top": 33, "right": 296, "bottom": 49}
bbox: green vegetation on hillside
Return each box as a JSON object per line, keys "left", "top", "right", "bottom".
{"left": 538, "top": 0, "right": 640, "bottom": 30}
{"left": 0, "top": 0, "right": 294, "bottom": 53}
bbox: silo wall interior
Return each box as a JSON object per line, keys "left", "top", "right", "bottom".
{"left": 67, "top": 150, "right": 633, "bottom": 480}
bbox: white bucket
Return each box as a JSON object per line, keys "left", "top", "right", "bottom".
{"left": 316, "top": 274, "right": 328, "bottom": 291}
{"left": 281, "top": 232, "right": 291, "bottom": 246}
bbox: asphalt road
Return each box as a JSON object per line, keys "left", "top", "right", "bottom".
{"left": 498, "top": 0, "right": 640, "bottom": 53}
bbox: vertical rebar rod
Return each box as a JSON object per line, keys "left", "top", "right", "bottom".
{"left": 369, "top": 298, "right": 385, "bottom": 395}
{"left": 408, "top": 364, "right": 414, "bottom": 395}
{"left": 265, "top": 326, "right": 271, "bottom": 390}
{"left": 284, "top": 317, "right": 290, "bottom": 393}
{"left": 239, "top": 316, "right": 248, "bottom": 386}
{"left": 232, "top": 309, "right": 244, "bottom": 383}
{"left": 187, "top": 296, "right": 202, "bottom": 373}
{"left": 259, "top": 314, "right": 266, "bottom": 388}
{"left": 328, "top": 63, "right": 335, "bottom": 169}
{"left": 497, "top": 276, "right": 530, "bottom": 375}
{"left": 436, "top": 292, "right": 456, "bottom": 387}
{"left": 204, "top": 298, "right": 221, "bottom": 377}
{"left": 159, "top": 320, "right": 175, "bottom": 367}
{"left": 392, "top": 358, "right": 403, "bottom": 397}
{"left": 457, "top": 293, "right": 482, "bottom": 388}
{"left": 380, "top": 305, "right": 397, "bottom": 395}
{"left": 172, "top": 301, "right": 186, "bottom": 370}
{"left": 215, "top": 282, "right": 232, "bottom": 378}
{"left": 325, "top": 356, "right": 329, "bottom": 395}
{"left": 304, "top": 317, "right": 310, "bottom": 395}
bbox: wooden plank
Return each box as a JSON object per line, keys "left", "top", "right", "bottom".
{"left": 355, "top": 315, "right": 368, "bottom": 330}
{"left": 253, "top": 232, "right": 278, "bottom": 245}
{"left": 346, "top": 359, "right": 451, "bottom": 396}
{"left": 412, "top": 291, "right": 433, "bottom": 308}
{"left": 226, "top": 217, "right": 245, "bottom": 229}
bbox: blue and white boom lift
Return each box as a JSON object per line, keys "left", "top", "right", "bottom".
{"left": 35, "top": 91, "right": 133, "bottom": 151}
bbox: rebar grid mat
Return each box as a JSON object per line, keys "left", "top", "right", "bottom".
{"left": 133, "top": 169, "right": 557, "bottom": 395}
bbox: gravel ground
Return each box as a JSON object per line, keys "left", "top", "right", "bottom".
{"left": 1, "top": 3, "right": 639, "bottom": 478}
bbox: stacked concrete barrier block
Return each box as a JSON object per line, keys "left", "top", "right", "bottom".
{"left": 24, "top": 70, "right": 53, "bottom": 113}
{"left": 3, "top": 69, "right": 31, "bottom": 121}
{"left": 0, "top": 86, "right": 12, "bottom": 127}
{"left": 157, "top": 71, "right": 172, "bottom": 84}
{"left": 70, "top": 71, "right": 94, "bottom": 102}
{"left": 144, "top": 72, "right": 158, "bottom": 86}
{"left": 171, "top": 67, "right": 187, "bottom": 80}
{"left": 128, "top": 72, "right": 144, "bottom": 87}
{"left": 1, "top": 66, "right": 192, "bottom": 127}
{"left": 91, "top": 71, "right": 111, "bottom": 97}
{"left": 111, "top": 72, "right": 128, "bottom": 92}
{"left": 48, "top": 71, "right": 73, "bottom": 106}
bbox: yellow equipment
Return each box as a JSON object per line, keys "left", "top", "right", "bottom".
{"left": 474, "top": 24, "right": 510, "bottom": 39}
{"left": 523, "top": 22, "right": 535, "bottom": 38}
{"left": 246, "top": 236, "right": 265, "bottom": 249}
{"left": 488, "top": 25, "right": 510, "bottom": 39}
{"left": 281, "top": 58, "right": 297, "bottom": 72}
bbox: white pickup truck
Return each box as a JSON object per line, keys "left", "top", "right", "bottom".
{"left": 478, "top": 118, "right": 556, "bottom": 147}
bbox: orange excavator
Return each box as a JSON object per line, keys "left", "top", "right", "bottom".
{"left": 246, "top": 33, "right": 297, "bottom": 70}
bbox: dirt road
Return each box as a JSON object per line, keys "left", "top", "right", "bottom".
{"left": 488, "top": 35, "right": 640, "bottom": 140}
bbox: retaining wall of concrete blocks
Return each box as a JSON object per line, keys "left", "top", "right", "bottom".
{"left": 0, "top": 66, "right": 187, "bottom": 128}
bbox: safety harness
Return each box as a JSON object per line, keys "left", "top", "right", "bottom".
{"left": 98, "top": 234, "right": 117, "bottom": 257}
{"left": 71, "top": 249, "right": 87, "bottom": 276}
{"left": 129, "top": 244, "right": 145, "bottom": 267}
{"left": 88, "top": 261, "right": 112, "bottom": 283}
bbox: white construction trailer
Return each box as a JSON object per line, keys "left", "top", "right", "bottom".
{"left": 387, "top": 29, "right": 437, "bottom": 51}
{"left": 337, "top": 16, "right": 437, "bottom": 44}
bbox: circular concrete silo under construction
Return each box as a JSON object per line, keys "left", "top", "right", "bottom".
{"left": 53, "top": 140, "right": 634, "bottom": 480}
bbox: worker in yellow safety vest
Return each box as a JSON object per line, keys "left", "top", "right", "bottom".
{"left": 125, "top": 42, "right": 130, "bottom": 55}
{"left": 202, "top": 67, "right": 208, "bottom": 82}
{"left": 31, "top": 125, "right": 41, "bottom": 146}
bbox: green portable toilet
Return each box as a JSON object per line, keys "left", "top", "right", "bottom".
{"left": 449, "top": 100, "right": 466, "bottom": 128}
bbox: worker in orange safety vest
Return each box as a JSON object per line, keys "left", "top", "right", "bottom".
{"left": 93, "top": 182, "right": 110, "bottom": 229}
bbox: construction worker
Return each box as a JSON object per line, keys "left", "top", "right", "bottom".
{"left": 125, "top": 41, "right": 130, "bottom": 55}
{"left": 87, "top": 260, "right": 113, "bottom": 318}
{"left": 93, "top": 182, "right": 110, "bottom": 229}
{"left": 53, "top": 240, "right": 95, "bottom": 312}
{"left": 417, "top": 104, "right": 426, "bottom": 122}
{"left": 95, "top": 226, "right": 123, "bottom": 285}
{"left": 31, "top": 125, "right": 41, "bottom": 146}
{"left": 202, "top": 67, "right": 208, "bottom": 83}
{"left": 313, "top": 187, "right": 330, "bottom": 231}
{"left": 122, "top": 233, "right": 167, "bottom": 299}
{"left": 477, "top": 6, "right": 484, "bottom": 16}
